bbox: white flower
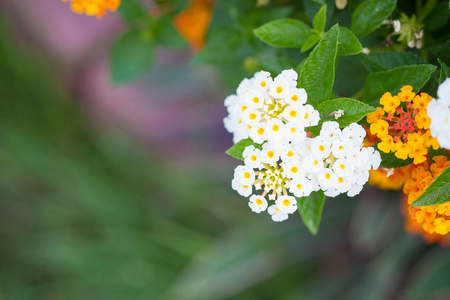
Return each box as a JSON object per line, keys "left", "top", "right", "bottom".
{"left": 245, "top": 90, "right": 266, "bottom": 108}
{"left": 283, "top": 104, "right": 304, "bottom": 124}
{"left": 289, "top": 177, "right": 313, "bottom": 197}
{"left": 243, "top": 146, "right": 262, "bottom": 168}
{"left": 428, "top": 78, "right": 450, "bottom": 149}
{"left": 302, "top": 155, "right": 325, "bottom": 173}
{"left": 324, "top": 188, "right": 340, "bottom": 197}
{"left": 317, "top": 168, "right": 338, "bottom": 191}
{"left": 253, "top": 71, "right": 273, "bottom": 91}
{"left": 266, "top": 118, "right": 285, "bottom": 144}
{"left": 278, "top": 69, "right": 298, "bottom": 87}
{"left": 284, "top": 123, "right": 307, "bottom": 143}
{"left": 320, "top": 121, "right": 341, "bottom": 142}
{"left": 301, "top": 104, "right": 320, "bottom": 126}
{"left": 283, "top": 160, "right": 304, "bottom": 179}
{"left": 393, "top": 20, "right": 401, "bottom": 32}
{"left": 332, "top": 158, "right": 354, "bottom": 177}
{"left": 248, "top": 195, "right": 268, "bottom": 213}
{"left": 237, "top": 78, "right": 254, "bottom": 96}
{"left": 280, "top": 144, "right": 300, "bottom": 162}
{"left": 362, "top": 47, "right": 370, "bottom": 55}
{"left": 311, "top": 136, "right": 332, "bottom": 159}
{"left": 232, "top": 178, "right": 252, "bottom": 197}
{"left": 268, "top": 205, "right": 289, "bottom": 222}
{"left": 437, "top": 78, "right": 450, "bottom": 103}
{"left": 249, "top": 124, "right": 267, "bottom": 144}
{"left": 261, "top": 143, "right": 280, "bottom": 165}
{"left": 331, "top": 138, "right": 353, "bottom": 158}
{"left": 275, "top": 195, "right": 298, "bottom": 214}
{"left": 347, "top": 183, "right": 363, "bottom": 197}
{"left": 268, "top": 78, "right": 290, "bottom": 99}
{"left": 335, "top": 176, "right": 352, "bottom": 193}
{"left": 243, "top": 108, "right": 261, "bottom": 126}
{"left": 286, "top": 88, "right": 307, "bottom": 105}
{"left": 234, "top": 165, "right": 255, "bottom": 186}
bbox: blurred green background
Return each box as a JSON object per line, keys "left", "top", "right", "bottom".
{"left": 1, "top": 1, "right": 450, "bottom": 299}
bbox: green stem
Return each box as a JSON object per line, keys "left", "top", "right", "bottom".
{"left": 352, "top": 88, "right": 364, "bottom": 100}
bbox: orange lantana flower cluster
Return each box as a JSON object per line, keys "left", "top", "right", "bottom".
{"left": 367, "top": 86, "right": 439, "bottom": 164}
{"left": 403, "top": 156, "right": 450, "bottom": 236}
{"left": 173, "top": 0, "right": 213, "bottom": 51}
{"left": 62, "top": 0, "right": 120, "bottom": 18}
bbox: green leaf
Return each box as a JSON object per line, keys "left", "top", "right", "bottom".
{"left": 363, "top": 64, "right": 437, "bottom": 106}
{"left": 374, "top": 142, "right": 413, "bottom": 168}
{"left": 351, "top": 0, "right": 397, "bottom": 37}
{"left": 297, "top": 191, "right": 326, "bottom": 235}
{"left": 317, "top": 98, "right": 376, "bottom": 125}
{"left": 194, "top": 27, "right": 243, "bottom": 65}
{"left": 110, "top": 29, "right": 154, "bottom": 83}
{"left": 313, "top": 5, "right": 327, "bottom": 32}
{"left": 412, "top": 167, "right": 450, "bottom": 207}
{"left": 423, "top": 1, "right": 449, "bottom": 31}
{"left": 359, "top": 51, "right": 427, "bottom": 73}
{"left": 307, "top": 98, "right": 375, "bottom": 135}
{"left": 337, "top": 26, "right": 362, "bottom": 56}
{"left": 301, "top": 33, "right": 321, "bottom": 52}
{"left": 154, "top": 18, "right": 188, "bottom": 49}
{"left": 438, "top": 58, "right": 450, "bottom": 84}
{"left": 253, "top": 19, "right": 311, "bottom": 48}
{"left": 298, "top": 24, "right": 339, "bottom": 106}
{"left": 118, "top": 0, "right": 147, "bottom": 22}
{"left": 225, "top": 138, "right": 262, "bottom": 161}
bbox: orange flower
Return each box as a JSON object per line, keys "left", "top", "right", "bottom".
{"left": 173, "top": 0, "right": 214, "bottom": 52}
{"left": 368, "top": 165, "right": 413, "bottom": 190}
{"left": 367, "top": 87, "right": 440, "bottom": 164}
{"left": 403, "top": 156, "right": 450, "bottom": 241}
{"left": 62, "top": 0, "right": 120, "bottom": 17}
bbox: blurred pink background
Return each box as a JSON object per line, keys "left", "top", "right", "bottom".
{"left": 2, "top": 0, "right": 232, "bottom": 166}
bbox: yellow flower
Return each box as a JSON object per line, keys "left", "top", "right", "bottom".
{"left": 380, "top": 92, "right": 400, "bottom": 113}
{"left": 408, "top": 145, "right": 427, "bottom": 164}
{"left": 394, "top": 141, "right": 411, "bottom": 159}
{"left": 370, "top": 119, "right": 389, "bottom": 138}
{"left": 62, "top": 0, "right": 120, "bottom": 17}
{"left": 378, "top": 135, "right": 394, "bottom": 153}
{"left": 415, "top": 111, "right": 431, "bottom": 129}
{"left": 412, "top": 93, "right": 432, "bottom": 111}
{"left": 398, "top": 85, "right": 415, "bottom": 102}
{"left": 423, "top": 130, "right": 440, "bottom": 150}
{"left": 367, "top": 107, "right": 384, "bottom": 123}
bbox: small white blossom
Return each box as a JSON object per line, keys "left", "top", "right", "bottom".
{"left": 393, "top": 20, "right": 401, "bottom": 32}
{"left": 362, "top": 47, "right": 370, "bottom": 55}
{"left": 275, "top": 196, "right": 298, "bottom": 214}
{"left": 268, "top": 205, "right": 289, "bottom": 222}
{"left": 428, "top": 78, "right": 450, "bottom": 149}
{"left": 249, "top": 195, "right": 268, "bottom": 213}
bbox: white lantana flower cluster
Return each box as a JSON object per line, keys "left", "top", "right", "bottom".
{"left": 223, "top": 69, "right": 319, "bottom": 144}
{"left": 225, "top": 69, "right": 381, "bottom": 222}
{"left": 231, "top": 121, "right": 381, "bottom": 222}
{"left": 427, "top": 78, "right": 450, "bottom": 149}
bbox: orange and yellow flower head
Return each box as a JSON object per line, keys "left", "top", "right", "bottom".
{"left": 62, "top": 0, "right": 120, "bottom": 18}
{"left": 367, "top": 86, "right": 440, "bottom": 165}
{"left": 403, "top": 155, "right": 450, "bottom": 241}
